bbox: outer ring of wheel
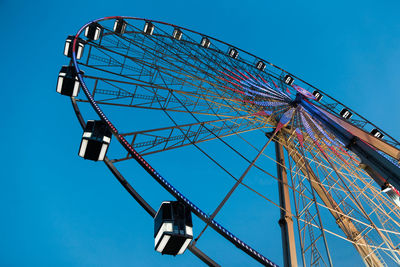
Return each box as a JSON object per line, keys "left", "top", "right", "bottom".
{"left": 69, "top": 15, "right": 400, "bottom": 266}
{"left": 71, "top": 16, "right": 278, "bottom": 267}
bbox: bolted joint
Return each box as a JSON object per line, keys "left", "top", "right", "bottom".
{"left": 284, "top": 215, "right": 293, "bottom": 222}
{"left": 278, "top": 215, "right": 293, "bottom": 227}
{"left": 350, "top": 230, "right": 362, "bottom": 242}
{"left": 335, "top": 214, "right": 349, "bottom": 225}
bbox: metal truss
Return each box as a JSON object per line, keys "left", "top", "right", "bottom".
{"left": 63, "top": 17, "right": 400, "bottom": 266}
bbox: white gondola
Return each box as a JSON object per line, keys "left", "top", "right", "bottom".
{"left": 85, "top": 22, "right": 102, "bottom": 41}
{"left": 144, "top": 22, "right": 154, "bottom": 35}
{"left": 228, "top": 48, "right": 239, "bottom": 59}
{"left": 370, "top": 128, "right": 384, "bottom": 139}
{"left": 283, "top": 75, "right": 294, "bottom": 86}
{"left": 382, "top": 183, "right": 391, "bottom": 193}
{"left": 78, "top": 120, "right": 112, "bottom": 161}
{"left": 64, "top": 36, "right": 85, "bottom": 60}
{"left": 256, "top": 60, "right": 266, "bottom": 71}
{"left": 360, "top": 165, "right": 400, "bottom": 208}
{"left": 113, "top": 18, "right": 127, "bottom": 34}
{"left": 200, "top": 37, "right": 211, "bottom": 48}
{"left": 381, "top": 183, "right": 400, "bottom": 207}
{"left": 154, "top": 201, "right": 193, "bottom": 255}
{"left": 56, "top": 66, "right": 82, "bottom": 97}
{"left": 172, "top": 28, "right": 183, "bottom": 40}
{"left": 340, "top": 108, "right": 352, "bottom": 120}
{"left": 312, "top": 90, "right": 323, "bottom": 102}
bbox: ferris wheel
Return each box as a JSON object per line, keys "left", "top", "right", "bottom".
{"left": 57, "top": 16, "right": 400, "bottom": 266}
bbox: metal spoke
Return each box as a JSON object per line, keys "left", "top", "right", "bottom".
{"left": 62, "top": 17, "right": 400, "bottom": 266}
{"left": 193, "top": 130, "right": 278, "bottom": 245}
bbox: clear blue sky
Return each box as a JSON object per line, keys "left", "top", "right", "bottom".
{"left": 1, "top": 0, "right": 399, "bottom": 266}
